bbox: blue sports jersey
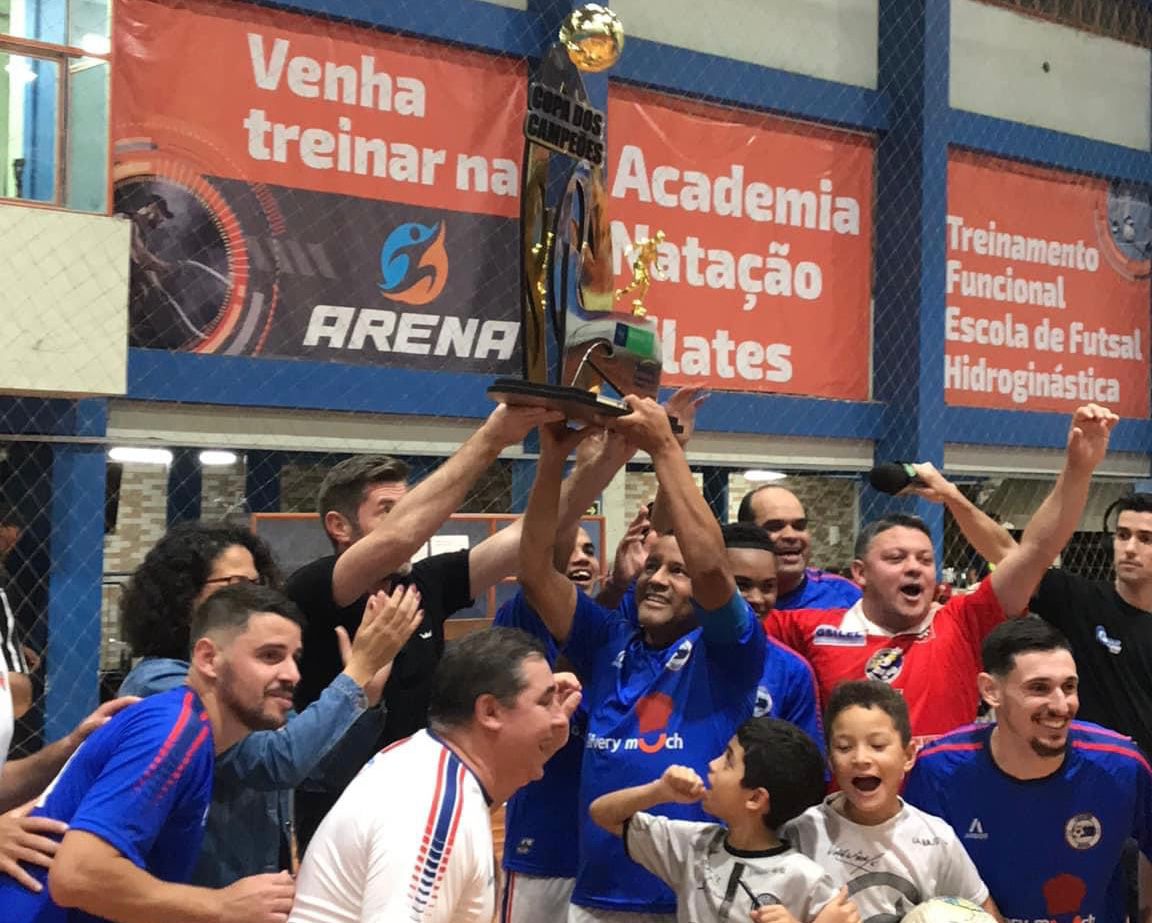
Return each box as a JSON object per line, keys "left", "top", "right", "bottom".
{"left": 494, "top": 593, "right": 585, "bottom": 879}
{"left": 562, "top": 588, "right": 767, "bottom": 914}
{"left": 0, "top": 687, "right": 215, "bottom": 922}
{"left": 905, "top": 722, "right": 1152, "bottom": 923}
{"left": 616, "top": 589, "right": 824, "bottom": 754}
{"left": 776, "top": 568, "right": 862, "bottom": 611}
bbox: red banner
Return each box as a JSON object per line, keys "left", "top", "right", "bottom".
{"left": 607, "top": 87, "right": 874, "bottom": 400}
{"left": 946, "top": 152, "right": 1150, "bottom": 416}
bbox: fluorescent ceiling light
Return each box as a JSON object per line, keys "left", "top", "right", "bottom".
{"left": 78, "top": 33, "right": 111, "bottom": 55}
{"left": 109, "top": 447, "right": 173, "bottom": 466}
{"left": 199, "top": 450, "right": 238, "bottom": 467}
{"left": 743, "top": 469, "right": 787, "bottom": 482}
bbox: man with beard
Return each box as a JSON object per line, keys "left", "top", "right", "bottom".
{"left": 519, "top": 401, "right": 769, "bottom": 923}
{"left": 905, "top": 618, "right": 1152, "bottom": 923}
{"left": 0, "top": 584, "right": 303, "bottom": 922}
{"left": 766, "top": 404, "right": 1116, "bottom": 741}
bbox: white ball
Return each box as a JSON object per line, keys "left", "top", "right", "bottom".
{"left": 902, "top": 897, "right": 995, "bottom": 923}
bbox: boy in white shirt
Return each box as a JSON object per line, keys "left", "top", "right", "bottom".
{"left": 783, "top": 681, "right": 996, "bottom": 921}
{"left": 590, "top": 717, "right": 848, "bottom": 923}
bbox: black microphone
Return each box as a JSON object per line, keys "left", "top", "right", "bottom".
{"left": 868, "top": 462, "right": 921, "bottom": 495}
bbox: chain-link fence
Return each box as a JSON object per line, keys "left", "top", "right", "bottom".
{"left": 2, "top": 0, "right": 1151, "bottom": 752}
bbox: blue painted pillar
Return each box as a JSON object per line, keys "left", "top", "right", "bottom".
{"left": 43, "top": 445, "right": 106, "bottom": 740}
{"left": 868, "top": 0, "right": 951, "bottom": 565}
{"left": 246, "top": 451, "right": 283, "bottom": 513}
{"left": 167, "top": 449, "right": 202, "bottom": 524}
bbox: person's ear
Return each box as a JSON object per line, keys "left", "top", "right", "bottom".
{"left": 474, "top": 693, "right": 503, "bottom": 732}
{"left": 191, "top": 636, "right": 221, "bottom": 680}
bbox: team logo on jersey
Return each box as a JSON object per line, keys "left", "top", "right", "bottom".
{"left": 515, "top": 837, "right": 535, "bottom": 855}
{"left": 753, "top": 686, "right": 774, "bottom": 717}
{"left": 666, "top": 639, "right": 693, "bottom": 672}
{"left": 612, "top": 649, "right": 626, "bottom": 669}
{"left": 865, "top": 647, "right": 905, "bottom": 683}
{"left": 964, "top": 817, "right": 988, "bottom": 840}
{"left": 636, "top": 693, "right": 677, "bottom": 753}
{"left": 1041, "top": 873, "right": 1087, "bottom": 922}
{"left": 812, "top": 625, "right": 867, "bottom": 647}
{"left": 1064, "top": 813, "right": 1102, "bottom": 850}
{"left": 1095, "top": 625, "right": 1123, "bottom": 655}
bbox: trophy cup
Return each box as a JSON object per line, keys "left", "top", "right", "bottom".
{"left": 488, "top": 4, "right": 667, "bottom": 424}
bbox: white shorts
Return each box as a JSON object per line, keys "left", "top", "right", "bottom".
{"left": 567, "top": 905, "right": 676, "bottom": 923}
{"left": 500, "top": 871, "right": 576, "bottom": 923}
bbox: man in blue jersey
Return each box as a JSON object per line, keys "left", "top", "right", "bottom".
{"left": 0, "top": 584, "right": 305, "bottom": 923}
{"left": 737, "top": 485, "right": 861, "bottom": 610}
{"left": 905, "top": 618, "right": 1152, "bottom": 923}
{"left": 520, "top": 399, "right": 770, "bottom": 923}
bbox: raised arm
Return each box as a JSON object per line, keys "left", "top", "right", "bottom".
{"left": 989, "top": 403, "right": 1117, "bottom": 616}
{"left": 331, "top": 405, "right": 558, "bottom": 606}
{"left": 223, "top": 587, "right": 422, "bottom": 790}
{"left": 908, "top": 462, "right": 1018, "bottom": 565}
{"left": 469, "top": 427, "right": 634, "bottom": 599}
{"left": 519, "top": 423, "right": 596, "bottom": 645}
{"left": 589, "top": 765, "right": 704, "bottom": 837}
{"left": 610, "top": 397, "right": 733, "bottom": 610}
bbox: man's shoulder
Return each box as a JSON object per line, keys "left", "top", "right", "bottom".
{"left": 914, "top": 724, "right": 990, "bottom": 770}
{"left": 1070, "top": 721, "right": 1152, "bottom": 774}
{"left": 782, "top": 570, "right": 862, "bottom": 610}
{"left": 898, "top": 799, "right": 967, "bottom": 843}
{"left": 286, "top": 554, "right": 338, "bottom": 591}
{"left": 411, "top": 548, "right": 470, "bottom": 582}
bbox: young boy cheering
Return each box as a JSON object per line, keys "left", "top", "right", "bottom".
{"left": 590, "top": 717, "right": 842, "bottom": 922}
{"left": 783, "top": 681, "right": 994, "bottom": 919}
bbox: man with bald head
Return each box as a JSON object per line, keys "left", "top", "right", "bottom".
{"left": 737, "top": 485, "right": 861, "bottom": 610}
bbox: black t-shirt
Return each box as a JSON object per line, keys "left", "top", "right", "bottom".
{"left": 286, "top": 548, "right": 473, "bottom": 744}
{"left": 1033, "top": 568, "right": 1152, "bottom": 755}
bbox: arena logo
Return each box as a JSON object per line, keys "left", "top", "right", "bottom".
{"left": 585, "top": 693, "right": 685, "bottom": 754}
{"left": 379, "top": 221, "right": 449, "bottom": 306}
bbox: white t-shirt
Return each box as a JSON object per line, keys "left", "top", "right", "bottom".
{"left": 624, "top": 811, "right": 838, "bottom": 923}
{"left": 782, "top": 794, "right": 989, "bottom": 923}
{"left": 288, "top": 730, "right": 495, "bottom": 923}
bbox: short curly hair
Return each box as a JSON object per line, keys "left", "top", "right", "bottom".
{"left": 120, "top": 521, "right": 281, "bottom": 658}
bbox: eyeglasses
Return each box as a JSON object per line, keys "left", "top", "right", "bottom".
{"left": 203, "top": 574, "right": 266, "bottom": 588}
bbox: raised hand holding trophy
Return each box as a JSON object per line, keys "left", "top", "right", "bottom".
{"left": 488, "top": 4, "right": 669, "bottom": 425}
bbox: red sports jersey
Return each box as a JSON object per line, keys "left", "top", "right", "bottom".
{"left": 765, "top": 579, "right": 1005, "bottom": 739}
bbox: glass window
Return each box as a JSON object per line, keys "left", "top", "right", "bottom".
{"left": 66, "top": 55, "right": 106, "bottom": 211}
{"left": 0, "top": 0, "right": 67, "bottom": 47}
{"left": 0, "top": 51, "right": 59, "bottom": 203}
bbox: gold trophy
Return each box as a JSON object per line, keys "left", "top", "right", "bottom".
{"left": 488, "top": 4, "right": 668, "bottom": 424}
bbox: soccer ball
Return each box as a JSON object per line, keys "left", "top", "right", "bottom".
{"left": 902, "top": 897, "right": 995, "bottom": 923}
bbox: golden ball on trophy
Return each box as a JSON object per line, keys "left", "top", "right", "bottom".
{"left": 559, "top": 4, "right": 624, "bottom": 73}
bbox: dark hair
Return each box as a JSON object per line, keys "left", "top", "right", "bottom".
{"left": 721, "top": 522, "right": 776, "bottom": 553}
{"left": 853, "top": 513, "right": 932, "bottom": 559}
{"left": 120, "top": 522, "right": 281, "bottom": 658}
{"left": 317, "top": 455, "right": 410, "bottom": 535}
{"left": 428, "top": 627, "right": 548, "bottom": 730}
{"left": 982, "top": 617, "right": 1072, "bottom": 677}
{"left": 190, "top": 583, "right": 304, "bottom": 648}
{"left": 825, "top": 680, "right": 912, "bottom": 746}
{"left": 736, "top": 717, "right": 826, "bottom": 829}
{"left": 1114, "top": 493, "right": 1152, "bottom": 519}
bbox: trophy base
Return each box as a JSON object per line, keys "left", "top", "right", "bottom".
{"left": 487, "top": 379, "right": 683, "bottom": 433}
{"left": 487, "top": 379, "right": 629, "bottom": 424}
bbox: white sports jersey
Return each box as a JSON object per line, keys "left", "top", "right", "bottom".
{"left": 289, "top": 730, "right": 495, "bottom": 923}
{"left": 782, "top": 794, "right": 989, "bottom": 923}
{"left": 624, "top": 812, "right": 837, "bottom": 923}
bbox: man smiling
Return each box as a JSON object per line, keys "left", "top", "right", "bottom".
{"left": 906, "top": 618, "right": 1152, "bottom": 923}
{"left": 766, "top": 404, "right": 1116, "bottom": 739}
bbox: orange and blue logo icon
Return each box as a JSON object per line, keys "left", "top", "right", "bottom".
{"left": 379, "top": 221, "right": 448, "bottom": 305}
